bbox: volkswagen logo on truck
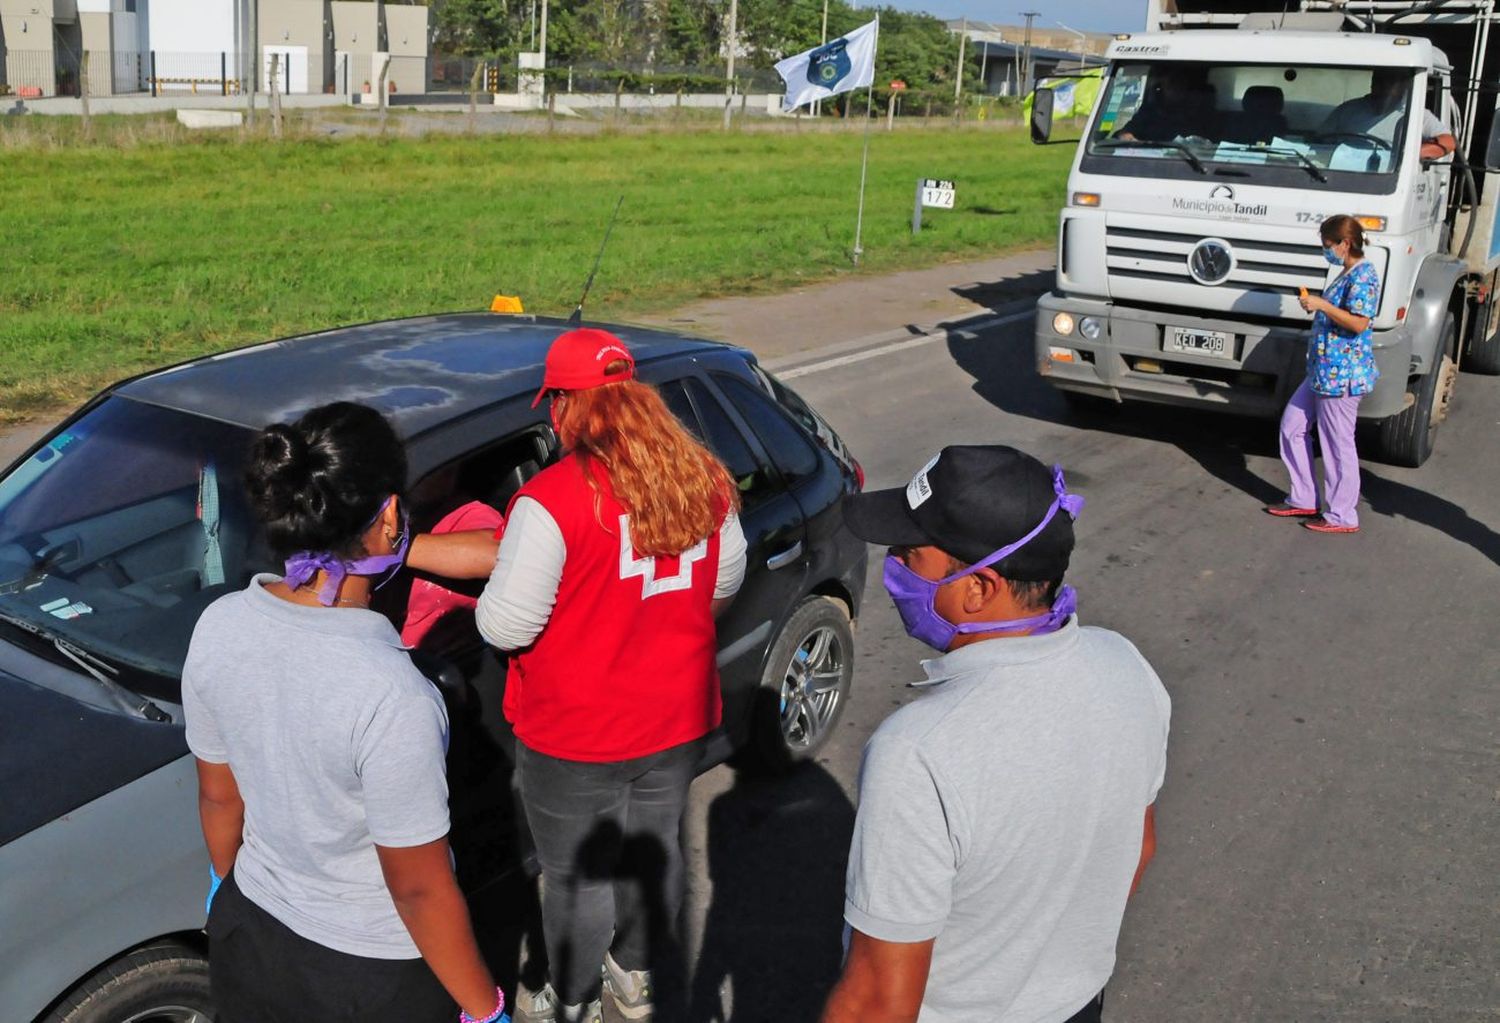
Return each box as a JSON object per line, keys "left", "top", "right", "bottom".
{"left": 1187, "top": 238, "right": 1235, "bottom": 286}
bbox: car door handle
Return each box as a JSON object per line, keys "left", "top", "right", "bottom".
{"left": 766, "top": 541, "right": 804, "bottom": 571}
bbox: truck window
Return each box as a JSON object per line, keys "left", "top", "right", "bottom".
{"left": 1091, "top": 62, "right": 1413, "bottom": 181}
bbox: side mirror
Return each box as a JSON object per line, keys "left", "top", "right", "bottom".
{"left": 1031, "top": 87, "right": 1055, "bottom": 145}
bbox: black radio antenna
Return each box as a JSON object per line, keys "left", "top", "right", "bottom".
{"left": 568, "top": 195, "right": 624, "bottom": 326}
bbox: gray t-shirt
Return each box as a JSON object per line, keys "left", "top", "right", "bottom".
{"left": 182, "top": 575, "right": 451, "bottom": 959}
{"left": 844, "top": 620, "right": 1171, "bottom": 1023}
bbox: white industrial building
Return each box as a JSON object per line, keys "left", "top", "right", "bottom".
{"left": 0, "top": 0, "right": 428, "bottom": 99}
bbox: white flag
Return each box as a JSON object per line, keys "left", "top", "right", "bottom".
{"left": 775, "top": 18, "right": 878, "bottom": 113}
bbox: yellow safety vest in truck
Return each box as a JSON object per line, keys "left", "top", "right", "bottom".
{"left": 1029, "top": 0, "right": 1500, "bottom": 466}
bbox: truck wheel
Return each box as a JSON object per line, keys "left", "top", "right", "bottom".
{"left": 1373, "top": 313, "right": 1456, "bottom": 468}
{"left": 41, "top": 941, "right": 213, "bottom": 1023}
{"left": 749, "top": 595, "right": 854, "bottom": 773}
{"left": 1466, "top": 325, "right": 1500, "bottom": 374}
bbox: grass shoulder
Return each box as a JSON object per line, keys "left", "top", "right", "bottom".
{"left": 0, "top": 125, "right": 1069, "bottom": 420}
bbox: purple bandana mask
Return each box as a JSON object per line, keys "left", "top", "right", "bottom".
{"left": 283, "top": 496, "right": 410, "bottom": 606}
{"left": 882, "top": 466, "right": 1083, "bottom": 651}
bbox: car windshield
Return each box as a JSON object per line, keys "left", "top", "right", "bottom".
{"left": 1089, "top": 62, "right": 1415, "bottom": 177}
{"left": 0, "top": 398, "right": 272, "bottom": 693}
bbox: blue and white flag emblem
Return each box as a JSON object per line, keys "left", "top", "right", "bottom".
{"left": 776, "top": 18, "right": 879, "bottom": 112}
{"left": 808, "top": 39, "right": 852, "bottom": 87}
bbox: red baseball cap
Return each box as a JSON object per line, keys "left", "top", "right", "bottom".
{"left": 531, "top": 328, "right": 636, "bottom": 407}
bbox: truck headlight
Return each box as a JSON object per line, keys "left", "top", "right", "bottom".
{"left": 1079, "top": 317, "right": 1102, "bottom": 340}
{"left": 1052, "top": 312, "right": 1076, "bottom": 336}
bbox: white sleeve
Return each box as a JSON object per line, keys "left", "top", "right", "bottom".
{"left": 1424, "top": 109, "right": 1451, "bottom": 140}
{"left": 714, "top": 513, "right": 747, "bottom": 600}
{"left": 476, "top": 497, "right": 566, "bottom": 650}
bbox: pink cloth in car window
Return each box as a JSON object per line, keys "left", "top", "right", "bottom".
{"left": 401, "top": 501, "right": 505, "bottom": 649}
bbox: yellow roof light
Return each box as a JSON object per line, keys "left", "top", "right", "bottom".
{"left": 1114, "top": 33, "right": 1132, "bottom": 40}
{"left": 1355, "top": 215, "right": 1387, "bottom": 232}
{"left": 490, "top": 295, "right": 525, "bottom": 314}
{"left": 1073, "top": 192, "right": 1102, "bottom": 207}
{"left": 1393, "top": 37, "right": 1412, "bottom": 45}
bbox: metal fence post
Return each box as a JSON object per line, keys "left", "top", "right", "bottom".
{"left": 80, "top": 50, "right": 91, "bottom": 134}
{"left": 150, "top": 51, "right": 158, "bottom": 97}
{"left": 221, "top": 52, "right": 227, "bottom": 96}
{"left": 468, "top": 62, "right": 482, "bottom": 134}
{"left": 270, "top": 53, "right": 283, "bottom": 138}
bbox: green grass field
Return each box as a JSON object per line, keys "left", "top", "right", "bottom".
{"left": 0, "top": 124, "right": 1070, "bottom": 420}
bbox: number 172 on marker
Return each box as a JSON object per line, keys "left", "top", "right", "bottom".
{"left": 921, "top": 179, "right": 956, "bottom": 209}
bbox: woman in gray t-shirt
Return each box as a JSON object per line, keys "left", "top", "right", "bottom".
{"left": 182, "top": 402, "right": 505, "bottom": 1023}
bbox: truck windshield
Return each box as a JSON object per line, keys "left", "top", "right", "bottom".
{"left": 1088, "top": 62, "right": 1418, "bottom": 179}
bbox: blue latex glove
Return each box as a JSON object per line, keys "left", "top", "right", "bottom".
{"left": 206, "top": 866, "right": 223, "bottom": 915}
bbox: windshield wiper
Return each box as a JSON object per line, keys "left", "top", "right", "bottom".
{"left": 1260, "top": 147, "right": 1329, "bottom": 183}
{"left": 1096, "top": 138, "right": 1207, "bottom": 174}
{"left": 0, "top": 609, "right": 172, "bottom": 722}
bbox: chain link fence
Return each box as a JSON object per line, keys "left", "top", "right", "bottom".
{"left": 2, "top": 48, "right": 340, "bottom": 99}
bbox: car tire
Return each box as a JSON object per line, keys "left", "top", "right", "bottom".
{"left": 41, "top": 942, "right": 213, "bottom": 1023}
{"left": 749, "top": 595, "right": 855, "bottom": 773}
{"left": 1373, "top": 314, "right": 1455, "bottom": 468}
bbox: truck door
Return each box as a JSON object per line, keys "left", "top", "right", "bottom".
{"left": 1417, "top": 69, "right": 1452, "bottom": 249}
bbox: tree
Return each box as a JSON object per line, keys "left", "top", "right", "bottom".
{"left": 434, "top": 0, "right": 527, "bottom": 56}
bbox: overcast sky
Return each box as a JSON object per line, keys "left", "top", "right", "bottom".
{"left": 870, "top": 0, "right": 1149, "bottom": 35}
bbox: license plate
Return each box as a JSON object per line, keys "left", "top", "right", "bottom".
{"left": 1166, "top": 327, "right": 1233, "bottom": 360}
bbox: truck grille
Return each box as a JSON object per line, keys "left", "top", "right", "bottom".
{"left": 1105, "top": 226, "right": 1326, "bottom": 298}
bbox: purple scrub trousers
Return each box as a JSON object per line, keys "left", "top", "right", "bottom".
{"left": 1279, "top": 380, "right": 1362, "bottom": 527}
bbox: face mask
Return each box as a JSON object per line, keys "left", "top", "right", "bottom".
{"left": 881, "top": 466, "right": 1084, "bottom": 651}
{"left": 1323, "top": 247, "right": 1343, "bottom": 266}
{"left": 283, "top": 495, "right": 411, "bottom": 606}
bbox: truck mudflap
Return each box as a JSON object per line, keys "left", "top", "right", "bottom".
{"left": 1035, "top": 293, "right": 1413, "bottom": 419}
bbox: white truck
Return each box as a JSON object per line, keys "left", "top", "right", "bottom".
{"left": 1029, "top": 0, "right": 1500, "bottom": 465}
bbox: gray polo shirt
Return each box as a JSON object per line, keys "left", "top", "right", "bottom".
{"left": 844, "top": 619, "right": 1170, "bottom": 1022}
{"left": 182, "top": 575, "right": 451, "bottom": 959}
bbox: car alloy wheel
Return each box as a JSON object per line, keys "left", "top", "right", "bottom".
{"left": 779, "top": 625, "right": 847, "bottom": 752}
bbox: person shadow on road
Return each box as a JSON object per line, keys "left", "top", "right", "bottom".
{"left": 687, "top": 762, "right": 856, "bottom": 1023}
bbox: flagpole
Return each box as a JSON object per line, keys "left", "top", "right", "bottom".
{"left": 852, "top": 17, "right": 878, "bottom": 266}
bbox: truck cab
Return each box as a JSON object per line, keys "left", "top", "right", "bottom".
{"left": 1032, "top": 10, "right": 1500, "bottom": 466}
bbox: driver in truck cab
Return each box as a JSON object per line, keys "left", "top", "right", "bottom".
{"left": 1322, "top": 67, "right": 1456, "bottom": 160}
{"left": 1114, "top": 67, "right": 1216, "bottom": 142}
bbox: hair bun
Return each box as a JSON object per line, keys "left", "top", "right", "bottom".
{"left": 247, "top": 422, "right": 311, "bottom": 517}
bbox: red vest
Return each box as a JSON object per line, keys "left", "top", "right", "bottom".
{"left": 503, "top": 456, "right": 723, "bottom": 762}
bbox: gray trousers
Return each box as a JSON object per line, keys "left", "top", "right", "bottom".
{"left": 516, "top": 738, "right": 701, "bottom": 1007}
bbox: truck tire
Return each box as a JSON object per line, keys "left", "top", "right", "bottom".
{"left": 1466, "top": 325, "right": 1500, "bottom": 374}
{"left": 41, "top": 941, "right": 213, "bottom": 1023}
{"left": 1373, "top": 313, "right": 1457, "bottom": 468}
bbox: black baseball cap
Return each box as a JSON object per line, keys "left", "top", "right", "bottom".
{"left": 841, "top": 445, "right": 1076, "bottom": 581}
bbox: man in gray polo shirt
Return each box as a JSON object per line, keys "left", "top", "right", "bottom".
{"left": 821, "top": 446, "right": 1170, "bottom": 1023}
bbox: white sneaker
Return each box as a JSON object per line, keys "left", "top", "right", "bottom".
{"left": 514, "top": 981, "right": 558, "bottom": 1023}
{"left": 558, "top": 999, "right": 603, "bottom": 1023}
{"left": 602, "top": 951, "right": 654, "bottom": 1020}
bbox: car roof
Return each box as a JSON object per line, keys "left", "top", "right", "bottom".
{"left": 113, "top": 313, "right": 735, "bottom": 438}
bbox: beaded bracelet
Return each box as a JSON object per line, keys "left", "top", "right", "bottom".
{"left": 458, "top": 988, "right": 506, "bottom": 1023}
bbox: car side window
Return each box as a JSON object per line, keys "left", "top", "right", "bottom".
{"left": 714, "top": 374, "right": 821, "bottom": 483}
{"left": 660, "top": 378, "right": 779, "bottom": 511}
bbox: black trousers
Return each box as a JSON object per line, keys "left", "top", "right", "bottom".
{"left": 208, "top": 872, "right": 454, "bottom": 1023}
{"left": 1064, "top": 990, "right": 1106, "bottom": 1023}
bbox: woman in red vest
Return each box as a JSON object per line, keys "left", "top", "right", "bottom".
{"left": 477, "top": 329, "right": 747, "bottom": 1023}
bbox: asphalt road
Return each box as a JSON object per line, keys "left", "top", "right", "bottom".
{"left": 676, "top": 309, "right": 1500, "bottom": 1022}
